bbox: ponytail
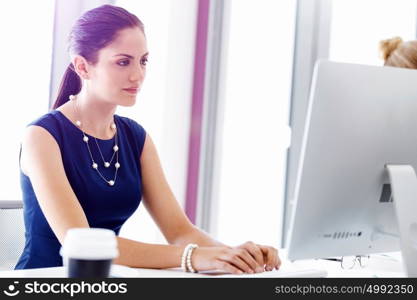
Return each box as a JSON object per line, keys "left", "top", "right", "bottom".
{"left": 51, "top": 64, "right": 81, "bottom": 110}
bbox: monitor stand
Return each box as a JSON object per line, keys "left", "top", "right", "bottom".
{"left": 386, "top": 164, "right": 417, "bottom": 277}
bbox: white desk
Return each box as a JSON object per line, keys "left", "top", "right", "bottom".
{"left": 0, "top": 251, "right": 405, "bottom": 278}
{"left": 0, "top": 264, "right": 326, "bottom": 278}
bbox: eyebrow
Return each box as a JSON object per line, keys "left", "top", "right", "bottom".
{"left": 113, "top": 52, "right": 149, "bottom": 59}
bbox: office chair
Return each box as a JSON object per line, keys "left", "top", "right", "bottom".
{"left": 0, "top": 200, "right": 25, "bottom": 270}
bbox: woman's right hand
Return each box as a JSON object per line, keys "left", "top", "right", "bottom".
{"left": 191, "top": 246, "right": 264, "bottom": 274}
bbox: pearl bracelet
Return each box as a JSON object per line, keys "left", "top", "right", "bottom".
{"left": 181, "top": 244, "right": 194, "bottom": 272}
{"left": 181, "top": 243, "right": 198, "bottom": 272}
{"left": 186, "top": 244, "right": 198, "bottom": 273}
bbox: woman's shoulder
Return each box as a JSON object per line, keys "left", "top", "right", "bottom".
{"left": 116, "top": 115, "right": 146, "bottom": 135}
{"left": 27, "top": 110, "right": 62, "bottom": 127}
{"left": 116, "top": 115, "right": 147, "bottom": 155}
{"left": 24, "top": 110, "right": 68, "bottom": 147}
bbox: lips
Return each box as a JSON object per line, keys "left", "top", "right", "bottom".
{"left": 123, "top": 87, "right": 139, "bottom": 93}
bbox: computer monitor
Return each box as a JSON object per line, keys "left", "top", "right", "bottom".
{"left": 286, "top": 60, "right": 417, "bottom": 276}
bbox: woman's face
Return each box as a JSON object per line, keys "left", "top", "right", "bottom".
{"left": 87, "top": 26, "right": 148, "bottom": 107}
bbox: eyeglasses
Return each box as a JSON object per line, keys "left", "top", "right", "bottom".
{"left": 324, "top": 255, "right": 370, "bottom": 269}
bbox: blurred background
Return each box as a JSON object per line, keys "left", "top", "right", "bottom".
{"left": 0, "top": 0, "right": 416, "bottom": 248}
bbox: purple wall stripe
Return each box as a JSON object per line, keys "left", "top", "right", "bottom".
{"left": 185, "top": 0, "right": 210, "bottom": 224}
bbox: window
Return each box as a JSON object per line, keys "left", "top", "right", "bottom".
{"left": 213, "top": 0, "right": 295, "bottom": 246}
{"left": 0, "top": 2, "right": 55, "bottom": 200}
{"left": 329, "top": 0, "right": 417, "bottom": 65}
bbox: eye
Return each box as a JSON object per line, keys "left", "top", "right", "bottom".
{"left": 117, "top": 59, "right": 130, "bottom": 66}
{"left": 141, "top": 57, "right": 148, "bottom": 66}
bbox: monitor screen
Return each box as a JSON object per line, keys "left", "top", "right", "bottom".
{"left": 286, "top": 60, "right": 417, "bottom": 275}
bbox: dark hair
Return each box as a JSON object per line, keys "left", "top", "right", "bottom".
{"left": 52, "top": 5, "right": 144, "bottom": 110}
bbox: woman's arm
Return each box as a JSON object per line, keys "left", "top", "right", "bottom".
{"left": 22, "top": 125, "right": 90, "bottom": 243}
{"left": 138, "top": 134, "right": 225, "bottom": 247}
{"left": 137, "top": 134, "right": 281, "bottom": 272}
{"left": 113, "top": 237, "right": 184, "bottom": 268}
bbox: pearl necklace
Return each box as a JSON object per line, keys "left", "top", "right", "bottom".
{"left": 69, "top": 94, "right": 120, "bottom": 186}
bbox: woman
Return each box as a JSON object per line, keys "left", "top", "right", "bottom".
{"left": 16, "top": 4, "right": 280, "bottom": 274}
{"left": 380, "top": 36, "right": 417, "bottom": 68}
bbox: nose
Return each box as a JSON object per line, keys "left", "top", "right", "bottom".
{"left": 129, "top": 65, "right": 145, "bottom": 82}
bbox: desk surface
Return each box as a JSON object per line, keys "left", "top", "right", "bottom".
{"left": 0, "top": 265, "right": 325, "bottom": 278}
{"left": 0, "top": 252, "right": 405, "bottom": 278}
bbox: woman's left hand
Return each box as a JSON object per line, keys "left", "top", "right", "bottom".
{"left": 234, "top": 241, "right": 281, "bottom": 272}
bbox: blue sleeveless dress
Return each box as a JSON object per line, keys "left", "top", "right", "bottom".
{"left": 15, "top": 110, "right": 146, "bottom": 269}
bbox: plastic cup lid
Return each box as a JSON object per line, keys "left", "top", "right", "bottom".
{"left": 60, "top": 228, "right": 119, "bottom": 260}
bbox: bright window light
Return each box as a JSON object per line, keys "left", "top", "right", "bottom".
{"left": 329, "top": 0, "right": 417, "bottom": 65}
{"left": 215, "top": 0, "right": 296, "bottom": 246}
{"left": 0, "top": 1, "right": 55, "bottom": 200}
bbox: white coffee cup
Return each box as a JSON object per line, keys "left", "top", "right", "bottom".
{"left": 60, "top": 228, "right": 119, "bottom": 278}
